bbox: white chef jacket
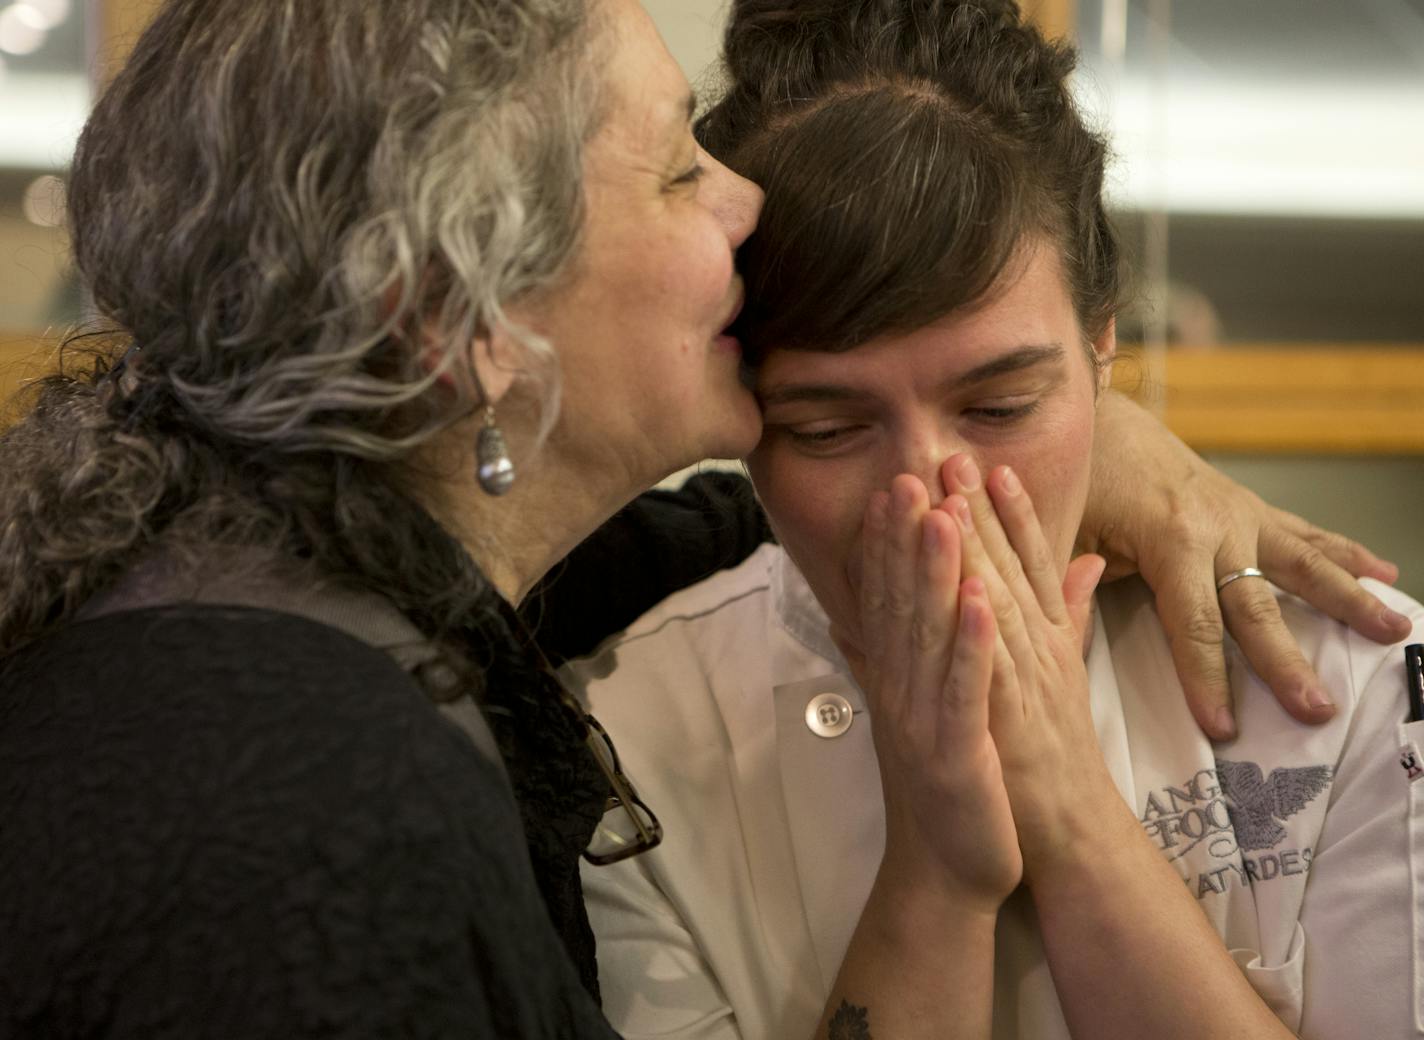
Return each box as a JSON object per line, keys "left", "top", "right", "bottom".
{"left": 569, "top": 544, "right": 1424, "bottom": 1039}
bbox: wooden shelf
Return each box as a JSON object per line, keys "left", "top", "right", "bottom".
{"left": 0, "top": 334, "right": 60, "bottom": 425}
{"left": 1114, "top": 345, "right": 1424, "bottom": 454}
{"left": 1022, "top": 0, "right": 1078, "bottom": 41}
{"left": 9, "top": 334, "right": 1424, "bottom": 454}
{"left": 95, "top": 0, "right": 164, "bottom": 83}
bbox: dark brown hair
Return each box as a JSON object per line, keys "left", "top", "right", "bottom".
{"left": 698, "top": 0, "right": 1122, "bottom": 360}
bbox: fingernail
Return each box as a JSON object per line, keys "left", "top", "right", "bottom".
{"left": 1381, "top": 607, "right": 1411, "bottom": 632}
{"left": 1212, "top": 707, "right": 1237, "bottom": 741}
{"left": 951, "top": 496, "right": 973, "bottom": 532}
{"left": 1306, "top": 687, "right": 1335, "bottom": 712}
{"left": 954, "top": 455, "right": 981, "bottom": 491}
{"left": 999, "top": 467, "right": 1021, "bottom": 496}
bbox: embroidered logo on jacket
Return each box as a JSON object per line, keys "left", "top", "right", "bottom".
{"left": 1138, "top": 760, "right": 1333, "bottom": 900}
{"left": 1214, "top": 759, "right": 1334, "bottom": 851}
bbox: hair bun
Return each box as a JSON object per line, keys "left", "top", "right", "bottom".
{"left": 704, "top": 0, "right": 1073, "bottom": 160}
{"left": 717, "top": 0, "right": 845, "bottom": 100}
{"left": 719, "top": 0, "right": 1024, "bottom": 96}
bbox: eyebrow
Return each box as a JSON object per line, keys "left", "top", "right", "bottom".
{"left": 959, "top": 343, "right": 1065, "bottom": 385}
{"left": 660, "top": 92, "right": 698, "bottom": 153}
{"left": 758, "top": 343, "right": 1067, "bottom": 407}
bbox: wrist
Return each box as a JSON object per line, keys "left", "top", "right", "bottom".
{"left": 867, "top": 861, "right": 1007, "bottom": 941}
{"left": 1018, "top": 796, "right": 1144, "bottom": 889}
{"left": 1009, "top": 755, "right": 1137, "bottom": 877}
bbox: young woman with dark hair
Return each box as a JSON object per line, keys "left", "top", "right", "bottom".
{"left": 574, "top": 3, "right": 1423, "bottom": 1038}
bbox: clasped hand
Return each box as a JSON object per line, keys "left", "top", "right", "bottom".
{"left": 833, "top": 460, "right": 1126, "bottom": 909}
{"left": 833, "top": 447, "right": 1404, "bottom": 908}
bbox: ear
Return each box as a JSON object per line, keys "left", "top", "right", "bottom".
{"left": 1092, "top": 317, "right": 1117, "bottom": 397}
{"left": 380, "top": 275, "right": 520, "bottom": 407}
{"left": 416, "top": 318, "right": 520, "bottom": 408}
{"left": 466, "top": 327, "right": 521, "bottom": 408}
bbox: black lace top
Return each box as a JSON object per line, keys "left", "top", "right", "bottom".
{"left": 470, "top": 595, "right": 610, "bottom": 999}
{"left": 0, "top": 605, "right": 617, "bottom": 1039}
{"left": 0, "top": 472, "right": 771, "bottom": 1038}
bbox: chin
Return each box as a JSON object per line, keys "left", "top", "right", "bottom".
{"left": 703, "top": 393, "right": 764, "bottom": 460}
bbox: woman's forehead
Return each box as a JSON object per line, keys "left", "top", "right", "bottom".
{"left": 754, "top": 246, "right": 1080, "bottom": 390}
{"left": 599, "top": 0, "right": 692, "bottom": 141}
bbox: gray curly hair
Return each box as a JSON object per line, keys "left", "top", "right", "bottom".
{"left": 0, "top": 0, "right": 607, "bottom": 656}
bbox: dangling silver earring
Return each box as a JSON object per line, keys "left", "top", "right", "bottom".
{"left": 476, "top": 406, "right": 515, "bottom": 496}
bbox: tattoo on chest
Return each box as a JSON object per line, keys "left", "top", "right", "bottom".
{"left": 828, "top": 1000, "right": 872, "bottom": 1040}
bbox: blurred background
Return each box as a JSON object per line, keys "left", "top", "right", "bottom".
{"left": 646, "top": 0, "right": 1424, "bottom": 597}
{"left": 0, "top": 0, "right": 84, "bottom": 334}
{"left": 2, "top": 0, "right": 1422, "bottom": 594}
{"left": 0, "top": 0, "right": 143, "bottom": 401}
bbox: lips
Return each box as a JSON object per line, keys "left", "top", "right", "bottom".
{"left": 719, "top": 285, "right": 745, "bottom": 337}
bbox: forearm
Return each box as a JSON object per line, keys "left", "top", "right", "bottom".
{"left": 1030, "top": 803, "right": 1295, "bottom": 1040}
{"left": 812, "top": 876, "right": 997, "bottom": 1040}
{"left": 528, "top": 472, "right": 769, "bottom": 664}
{"left": 1080, "top": 390, "right": 1173, "bottom": 571}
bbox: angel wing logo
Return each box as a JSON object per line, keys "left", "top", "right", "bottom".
{"left": 1214, "top": 759, "right": 1333, "bottom": 852}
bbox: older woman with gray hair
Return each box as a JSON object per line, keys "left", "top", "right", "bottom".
{"left": 0, "top": 0, "right": 1406, "bottom": 1035}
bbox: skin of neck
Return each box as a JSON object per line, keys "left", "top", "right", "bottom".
{"left": 419, "top": 401, "right": 651, "bottom": 606}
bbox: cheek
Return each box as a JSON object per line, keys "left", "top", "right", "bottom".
{"left": 1012, "top": 414, "right": 1096, "bottom": 570}
{"left": 687, "top": 238, "right": 734, "bottom": 316}
{"left": 649, "top": 217, "right": 734, "bottom": 325}
{"left": 748, "top": 449, "right": 867, "bottom": 629}
{"left": 746, "top": 450, "right": 808, "bottom": 541}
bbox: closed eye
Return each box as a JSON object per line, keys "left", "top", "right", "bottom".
{"left": 782, "top": 423, "right": 867, "bottom": 451}
{"left": 672, "top": 163, "right": 705, "bottom": 187}
{"left": 965, "top": 400, "right": 1041, "bottom": 425}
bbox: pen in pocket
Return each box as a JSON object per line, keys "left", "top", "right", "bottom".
{"left": 1406, "top": 644, "right": 1424, "bottom": 723}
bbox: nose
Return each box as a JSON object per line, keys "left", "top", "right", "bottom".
{"left": 705, "top": 153, "right": 763, "bottom": 250}
{"left": 894, "top": 424, "right": 961, "bottom": 508}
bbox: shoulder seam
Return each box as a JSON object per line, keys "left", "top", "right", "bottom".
{"left": 617, "top": 583, "right": 772, "bottom": 649}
